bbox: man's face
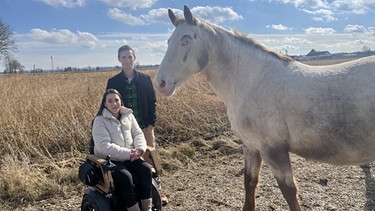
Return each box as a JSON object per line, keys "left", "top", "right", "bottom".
{"left": 118, "top": 50, "right": 136, "bottom": 71}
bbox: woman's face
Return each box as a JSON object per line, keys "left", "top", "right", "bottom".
{"left": 104, "top": 93, "right": 121, "bottom": 116}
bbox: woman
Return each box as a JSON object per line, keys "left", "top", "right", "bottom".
{"left": 92, "top": 88, "right": 152, "bottom": 211}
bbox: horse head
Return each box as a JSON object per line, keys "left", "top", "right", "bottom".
{"left": 154, "top": 5, "right": 209, "bottom": 96}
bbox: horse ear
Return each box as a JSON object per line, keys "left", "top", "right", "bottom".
{"left": 184, "top": 5, "right": 197, "bottom": 25}
{"left": 168, "top": 9, "right": 178, "bottom": 27}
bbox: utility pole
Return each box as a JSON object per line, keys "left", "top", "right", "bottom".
{"left": 51, "top": 56, "right": 54, "bottom": 71}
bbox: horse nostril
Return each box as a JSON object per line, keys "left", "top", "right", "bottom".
{"left": 160, "top": 80, "right": 166, "bottom": 88}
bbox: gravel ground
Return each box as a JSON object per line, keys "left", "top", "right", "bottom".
{"left": 13, "top": 142, "right": 375, "bottom": 211}
{"left": 161, "top": 153, "right": 375, "bottom": 211}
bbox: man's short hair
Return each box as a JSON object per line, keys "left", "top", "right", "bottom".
{"left": 118, "top": 45, "right": 135, "bottom": 59}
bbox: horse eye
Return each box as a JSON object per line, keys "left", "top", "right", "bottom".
{"left": 182, "top": 40, "right": 190, "bottom": 47}
{"left": 181, "top": 35, "right": 192, "bottom": 47}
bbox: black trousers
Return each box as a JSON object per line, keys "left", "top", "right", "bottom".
{"left": 111, "top": 159, "right": 152, "bottom": 207}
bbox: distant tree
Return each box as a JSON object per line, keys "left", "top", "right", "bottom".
{"left": 4, "top": 55, "right": 24, "bottom": 73}
{"left": 0, "top": 18, "right": 17, "bottom": 60}
{"left": 64, "top": 66, "right": 79, "bottom": 72}
{"left": 360, "top": 45, "right": 372, "bottom": 56}
{"left": 362, "top": 45, "right": 371, "bottom": 52}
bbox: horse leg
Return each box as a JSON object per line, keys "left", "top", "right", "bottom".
{"left": 242, "top": 146, "right": 262, "bottom": 211}
{"left": 261, "top": 146, "right": 302, "bottom": 211}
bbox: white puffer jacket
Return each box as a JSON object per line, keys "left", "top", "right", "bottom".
{"left": 92, "top": 107, "right": 147, "bottom": 161}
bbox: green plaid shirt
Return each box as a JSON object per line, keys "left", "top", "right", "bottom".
{"left": 106, "top": 69, "right": 156, "bottom": 129}
{"left": 123, "top": 78, "right": 145, "bottom": 128}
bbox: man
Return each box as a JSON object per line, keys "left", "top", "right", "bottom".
{"left": 106, "top": 45, "right": 156, "bottom": 148}
{"left": 106, "top": 45, "right": 168, "bottom": 205}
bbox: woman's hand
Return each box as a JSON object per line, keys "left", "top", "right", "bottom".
{"left": 130, "top": 149, "right": 143, "bottom": 161}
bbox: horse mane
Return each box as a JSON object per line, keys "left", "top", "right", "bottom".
{"left": 198, "top": 19, "right": 294, "bottom": 63}
{"left": 232, "top": 30, "right": 294, "bottom": 62}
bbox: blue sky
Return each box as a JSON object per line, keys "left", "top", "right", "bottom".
{"left": 1, "top": 0, "right": 374, "bottom": 71}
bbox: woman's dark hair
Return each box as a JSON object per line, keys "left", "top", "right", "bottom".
{"left": 90, "top": 89, "right": 124, "bottom": 154}
{"left": 95, "top": 88, "right": 124, "bottom": 117}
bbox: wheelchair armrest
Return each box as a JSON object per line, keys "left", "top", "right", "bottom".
{"left": 86, "top": 154, "right": 106, "bottom": 166}
{"left": 85, "top": 154, "right": 115, "bottom": 194}
{"left": 143, "top": 146, "right": 163, "bottom": 175}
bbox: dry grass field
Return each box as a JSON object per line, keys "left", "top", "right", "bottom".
{"left": 0, "top": 68, "right": 229, "bottom": 209}
{"left": 1, "top": 58, "right": 374, "bottom": 210}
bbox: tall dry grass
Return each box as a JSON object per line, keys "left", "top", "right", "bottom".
{"left": 0, "top": 69, "right": 230, "bottom": 208}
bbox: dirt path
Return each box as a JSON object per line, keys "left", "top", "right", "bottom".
{"left": 19, "top": 148, "right": 375, "bottom": 211}
{"left": 161, "top": 153, "right": 375, "bottom": 211}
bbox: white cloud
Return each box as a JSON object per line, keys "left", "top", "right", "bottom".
{"left": 191, "top": 6, "right": 243, "bottom": 24}
{"left": 28, "top": 28, "right": 99, "bottom": 48}
{"left": 260, "top": 35, "right": 312, "bottom": 54}
{"left": 304, "top": 27, "right": 336, "bottom": 34}
{"left": 275, "top": 0, "right": 329, "bottom": 9}
{"left": 140, "top": 8, "right": 171, "bottom": 24}
{"left": 283, "top": 36, "right": 312, "bottom": 44}
{"left": 368, "top": 27, "right": 375, "bottom": 36}
{"left": 34, "top": 0, "right": 86, "bottom": 8}
{"left": 254, "top": 33, "right": 375, "bottom": 56}
{"left": 275, "top": 0, "right": 375, "bottom": 15}
{"left": 271, "top": 0, "right": 335, "bottom": 22}
{"left": 344, "top": 24, "right": 368, "bottom": 33}
{"left": 107, "top": 6, "right": 243, "bottom": 26}
{"left": 324, "top": 38, "right": 373, "bottom": 52}
{"left": 312, "top": 15, "right": 336, "bottom": 22}
{"left": 108, "top": 8, "right": 146, "bottom": 25}
{"left": 162, "top": 6, "right": 243, "bottom": 25}
{"left": 36, "top": 0, "right": 157, "bottom": 10}
{"left": 261, "top": 36, "right": 312, "bottom": 46}
{"left": 29, "top": 28, "right": 78, "bottom": 43}
{"left": 77, "top": 31, "right": 100, "bottom": 48}
{"left": 302, "top": 8, "right": 337, "bottom": 22}
{"left": 273, "top": 44, "right": 299, "bottom": 54}
{"left": 344, "top": 25, "right": 375, "bottom": 36}
{"left": 99, "top": 0, "right": 156, "bottom": 10}
{"left": 331, "top": 0, "right": 375, "bottom": 15}
{"left": 271, "top": 0, "right": 375, "bottom": 22}
{"left": 266, "top": 24, "right": 291, "bottom": 31}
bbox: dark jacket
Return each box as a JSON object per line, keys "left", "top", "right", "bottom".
{"left": 106, "top": 69, "right": 156, "bottom": 128}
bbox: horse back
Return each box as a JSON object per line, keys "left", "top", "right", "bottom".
{"left": 234, "top": 56, "right": 375, "bottom": 165}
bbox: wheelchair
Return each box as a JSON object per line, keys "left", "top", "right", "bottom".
{"left": 79, "top": 146, "right": 164, "bottom": 211}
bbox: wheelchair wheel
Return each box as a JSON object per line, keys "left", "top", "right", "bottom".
{"left": 81, "top": 194, "right": 100, "bottom": 211}
{"left": 81, "top": 187, "right": 112, "bottom": 211}
{"left": 151, "top": 178, "right": 162, "bottom": 210}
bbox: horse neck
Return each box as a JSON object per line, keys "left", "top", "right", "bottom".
{"left": 200, "top": 32, "right": 271, "bottom": 107}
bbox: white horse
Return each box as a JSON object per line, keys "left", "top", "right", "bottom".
{"left": 154, "top": 5, "right": 375, "bottom": 211}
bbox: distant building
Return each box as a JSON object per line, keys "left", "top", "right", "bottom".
{"left": 31, "top": 68, "right": 43, "bottom": 73}
{"left": 306, "top": 49, "right": 332, "bottom": 59}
